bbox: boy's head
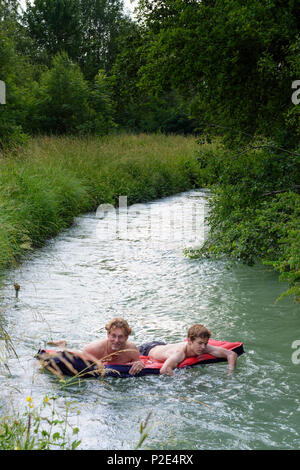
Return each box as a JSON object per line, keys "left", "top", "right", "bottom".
{"left": 187, "top": 324, "right": 211, "bottom": 341}
{"left": 105, "top": 317, "right": 132, "bottom": 351}
{"left": 105, "top": 317, "right": 132, "bottom": 337}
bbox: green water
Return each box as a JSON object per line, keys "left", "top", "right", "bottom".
{"left": 0, "top": 190, "right": 299, "bottom": 449}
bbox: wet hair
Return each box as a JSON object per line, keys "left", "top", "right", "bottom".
{"left": 105, "top": 317, "right": 132, "bottom": 336}
{"left": 187, "top": 324, "right": 211, "bottom": 341}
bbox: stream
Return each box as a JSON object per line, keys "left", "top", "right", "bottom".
{"left": 0, "top": 189, "right": 299, "bottom": 450}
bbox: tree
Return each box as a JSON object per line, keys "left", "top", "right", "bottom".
{"left": 136, "top": 0, "right": 300, "bottom": 146}
{"left": 27, "top": 52, "right": 115, "bottom": 135}
{"left": 111, "top": 20, "right": 198, "bottom": 133}
{"left": 0, "top": 3, "right": 31, "bottom": 148}
{"left": 110, "top": 21, "right": 146, "bottom": 129}
{"left": 78, "top": 69, "right": 116, "bottom": 135}
{"left": 78, "top": 0, "right": 129, "bottom": 79}
{"left": 0, "top": 0, "right": 19, "bottom": 19}
{"left": 24, "top": 0, "right": 83, "bottom": 65}
{"left": 23, "top": 0, "right": 130, "bottom": 78}
{"left": 30, "top": 52, "right": 90, "bottom": 134}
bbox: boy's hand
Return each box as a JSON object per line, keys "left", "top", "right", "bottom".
{"left": 129, "top": 360, "right": 145, "bottom": 375}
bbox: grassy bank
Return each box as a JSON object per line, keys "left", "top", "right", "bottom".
{"left": 0, "top": 133, "right": 200, "bottom": 272}
{"left": 1, "top": 132, "right": 298, "bottom": 301}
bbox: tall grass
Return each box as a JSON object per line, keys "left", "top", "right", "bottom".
{"left": 0, "top": 394, "right": 81, "bottom": 450}
{"left": 0, "top": 134, "right": 200, "bottom": 273}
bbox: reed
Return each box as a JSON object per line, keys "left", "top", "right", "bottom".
{"left": 0, "top": 134, "right": 200, "bottom": 274}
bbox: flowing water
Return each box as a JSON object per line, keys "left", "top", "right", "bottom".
{"left": 0, "top": 190, "right": 299, "bottom": 450}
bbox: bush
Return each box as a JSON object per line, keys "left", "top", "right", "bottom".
{"left": 186, "top": 141, "right": 300, "bottom": 303}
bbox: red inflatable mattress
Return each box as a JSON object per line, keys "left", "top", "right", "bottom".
{"left": 36, "top": 339, "right": 244, "bottom": 378}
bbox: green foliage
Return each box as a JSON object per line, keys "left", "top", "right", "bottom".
{"left": 2, "top": 0, "right": 300, "bottom": 143}
{"left": 78, "top": 70, "right": 116, "bottom": 135}
{"left": 0, "top": 0, "right": 126, "bottom": 147}
{"left": 185, "top": 142, "right": 300, "bottom": 302}
{"left": 136, "top": 0, "right": 300, "bottom": 146}
{"left": 134, "top": 411, "right": 153, "bottom": 450}
{"left": 0, "top": 25, "right": 30, "bottom": 148}
{"left": 111, "top": 20, "right": 198, "bottom": 133}
{"left": 137, "top": 91, "right": 198, "bottom": 135}
{"left": 263, "top": 204, "right": 300, "bottom": 302}
{"left": 110, "top": 21, "right": 151, "bottom": 130}
{"left": 0, "top": 395, "right": 81, "bottom": 450}
{"left": 25, "top": 52, "right": 115, "bottom": 135}
{"left": 195, "top": 141, "right": 300, "bottom": 194}
{"left": 23, "top": 0, "right": 130, "bottom": 77}
{"left": 23, "top": 0, "right": 83, "bottom": 65}
{"left": 0, "top": 161, "right": 91, "bottom": 268}
{"left": 0, "top": 134, "right": 198, "bottom": 271}
{"left": 30, "top": 52, "right": 90, "bottom": 134}
{"left": 78, "top": 0, "right": 129, "bottom": 79}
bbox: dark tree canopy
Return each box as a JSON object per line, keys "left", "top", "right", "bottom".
{"left": 136, "top": 0, "right": 300, "bottom": 145}
{"left": 23, "top": 0, "right": 130, "bottom": 78}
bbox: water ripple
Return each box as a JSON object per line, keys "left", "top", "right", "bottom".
{"left": 1, "top": 190, "right": 299, "bottom": 450}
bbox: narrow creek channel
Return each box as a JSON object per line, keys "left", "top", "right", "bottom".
{"left": 0, "top": 189, "right": 299, "bottom": 450}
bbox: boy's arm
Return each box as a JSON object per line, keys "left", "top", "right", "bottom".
{"left": 127, "top": 345, "right": 145, "bottom": 375}
{"left": 80, "top": 340, "right": 107, "bottom": 369}
{"left": 160, "top": 350, "right": 186, "bottom": 376}
{"left": 205, "top": 344, "right": 238, "bottom": 371}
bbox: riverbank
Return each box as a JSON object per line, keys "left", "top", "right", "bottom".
{"left": 1, "top": 133, "right": 299, "bottom": 303}
{"left": 184, "top": 139, "right": 300, "bottom": 304}
{"left": 0, "top": 133, "right": 200, "bottom": 273}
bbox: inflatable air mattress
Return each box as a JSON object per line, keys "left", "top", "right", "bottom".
{"left": 36, "top": 339, "right": 244, "bottom": 378}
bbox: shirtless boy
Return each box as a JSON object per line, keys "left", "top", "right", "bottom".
{"left": 49, "top": 317, "right": 144, "bottom": 376}
{"left": 138, "top": 324, "right": 238, "bottom": 375}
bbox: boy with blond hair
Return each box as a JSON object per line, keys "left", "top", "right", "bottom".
{"left": 49, "top": 317, "right": 145, "bottom": 375}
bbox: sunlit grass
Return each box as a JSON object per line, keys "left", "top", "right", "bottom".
{"left": 0, "top": 133, "right": 200, "bottom": 273}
